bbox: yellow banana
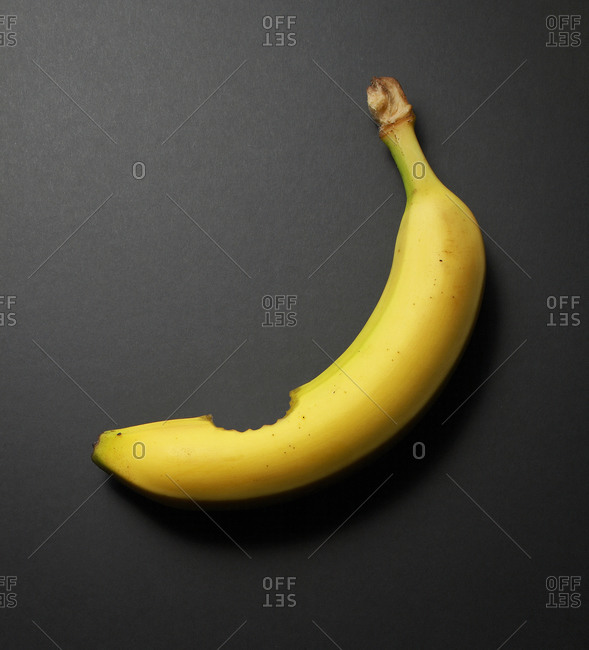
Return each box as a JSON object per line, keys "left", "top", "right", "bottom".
{"left": 92, "top": 77, "right": 485, "bottom": 508}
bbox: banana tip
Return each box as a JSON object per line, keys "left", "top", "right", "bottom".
{"left": 91, "top": 430, "right": 118, "bottom": 471}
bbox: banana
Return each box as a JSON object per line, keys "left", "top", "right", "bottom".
{"left": 92, "top": 77, "right": 485, "bottom": 508}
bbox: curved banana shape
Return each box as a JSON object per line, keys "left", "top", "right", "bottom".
{"left": 92, "top": 77, "right": 485, "bottom": 508}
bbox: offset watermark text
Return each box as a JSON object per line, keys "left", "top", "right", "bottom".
{"left": 546, "top": 295, "right": 580, "bottom": 326}
{"left": 0, "top": 15, "right": 17, "bottom": 47}
{"left": 546, "top": 15, "right": 581, "bottom": 47}
{"left": 0, "top": 295, "right": 17, "bottom": 326}
{"left": 0, "top": 576, "right": 17, "bottom": 608}
{"left": 262, "top": 295, "right": 297, "bottom": 327}
{"left": 546, "top": 576, "right": 581, "bottom": 608}
{"left": 262, "top": 15, "right": 296, "bottom": 47}
{"left": 262, "top": 576, "right": 296, "bottom": 607}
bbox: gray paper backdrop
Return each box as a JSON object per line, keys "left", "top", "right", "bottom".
{"left": 1, "top": 2, "right": 587, "bottom": 648}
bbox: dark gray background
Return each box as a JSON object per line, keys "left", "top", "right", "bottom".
{"left": 1, "top": 1, "right": 587, "bottom": 648}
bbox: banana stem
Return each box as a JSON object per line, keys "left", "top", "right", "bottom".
{"left": 367, "top": 77, "right": 437, "bottom": 197}
{"left": 382, "top": 120, "right": 437, "bottom": 197}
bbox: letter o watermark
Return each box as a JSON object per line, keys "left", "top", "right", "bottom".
{"left": 412, "top": 441, "right": 426, "bottom": 459}
{"left": 133, "top": 441, "right": 146, "bottom": 459}
{"left": 133, "top": 161, "right": 146, "bottom": 180}
{"left": 412, "top": 162, "right": 426, "bottom": 180}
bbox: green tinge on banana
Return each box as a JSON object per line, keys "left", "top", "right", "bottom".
{"left": 92, "top": 77, "right": 485, "bottom": 508}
